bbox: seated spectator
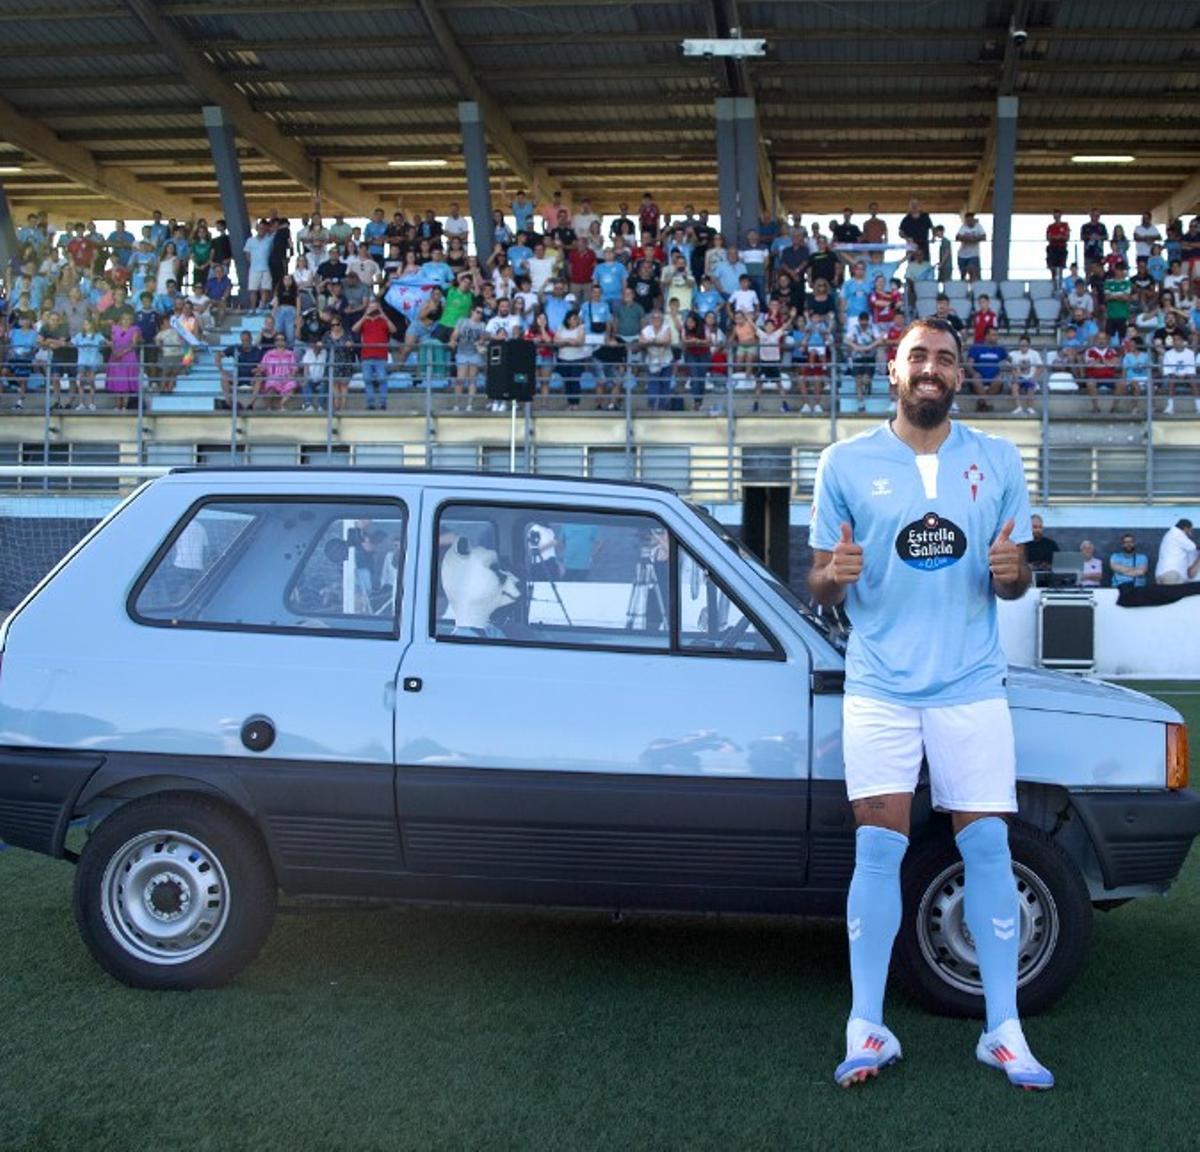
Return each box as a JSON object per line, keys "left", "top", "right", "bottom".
{"left": 1160, "top": 330, "right": 1197, "bottom": 416}
{"left": 932, "top": 293, "right": 964, "bottom": 333}
{"left": 1078, "top": 540, "right": 1103, "bottom": 587}
{"left": 1064, "top": 280, "right": 1094, "bottom": 317}
{"left": 1108, "top": 533, "right": 1149, "bottom": 588}
{"left": 1081, "top": 331, "right": 1125, "bottom": 414}
{"left": 1008, "top": 334, "right": 1043, "bottom": 416}
{"left": 966, "top": 327, "right": 1009, "bottom": 411}
{"left": 258, "top": 333, "right": 300, "bottom": 410}
{"left": 217, "top": 330, "right": 264, "bottom": 410}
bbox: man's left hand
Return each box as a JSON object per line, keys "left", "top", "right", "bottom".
{"left": 988, "top": 518, "right": 1022, "bottom": 583}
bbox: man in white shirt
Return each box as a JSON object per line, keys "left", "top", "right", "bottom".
{"left": 1160, "top": 331, "right": 1197, "bottom": 415}
{"left": 484, "top": 297, "right": 525, "bottom": 341}
{"left": 571, "top": 198, "right": 600, "bottom": 242}
{"left": 1155, "top": 520, "right": 1200, "bottom": 584}
{"left": 442, "top": 202, "right": 471, "bottom": 245}
{"left": 1007, "top": 334, "right": 1044, "bottom": 416}
{"left": 955, "top": 213, "right": 987, "bottom": 282}
{"left": 527, "top": 241, "right": 559, "bottom": 297}
{"left": 1132, "top": 212, "right": 1162, "bottom": 261}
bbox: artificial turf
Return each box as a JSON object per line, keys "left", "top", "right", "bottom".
{"left": 2, "top": 684, "right": 1198, "bottom": 1152}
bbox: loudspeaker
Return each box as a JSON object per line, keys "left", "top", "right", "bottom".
{"left": 1037, "top": 591, "right": 1095, "bottom": 672}
{"left": 486, "top": 340, "right": 536, "bottom": 402}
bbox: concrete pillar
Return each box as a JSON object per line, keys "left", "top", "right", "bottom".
{"left": 992, "top": 95, "right": 1019, "bottom": 282}
{"left": 733, "top": 97, "right": 759, "bottom": 244}
{"left": 458, "top": 102, "right": 494, "bottom": 260}
{"left": 202, "top": 104, "right": 252, "bottom": 304}
{"left": 0, "top": 183, "right": 18, "bottom": 281}
{"left": 715, "top": 99, "right": 739, "bottom": 247}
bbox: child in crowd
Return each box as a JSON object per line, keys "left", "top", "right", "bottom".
{"left": 70, "top": 318, "right": 105, "bottom": 410}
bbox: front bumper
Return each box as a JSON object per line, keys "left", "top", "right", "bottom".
{"left": 1070, "top": 789, "right": 1200, "bottom": 890}
{"left": 0, "top": 748, "right": 104, "bottom": 857}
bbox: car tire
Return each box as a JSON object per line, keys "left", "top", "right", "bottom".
{"left": 73, "top": 792, "right": 276, "bottom": 989}
{"left": 894, "top": 820, "right": 1092, "bottom": 1019}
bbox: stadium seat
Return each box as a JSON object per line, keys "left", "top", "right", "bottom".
{"left": 998, "top": 280, "right": 1026, "bottom": 301}
{"left": 1028, "top": 280, "right": 1057, "bottom": 300}
{"left": 913, "top": 280, "right": 939, "bottom": 301}
{"left": 1033, "top": 297, "right": 1063, "bottom": 329}
{"left": 1002, "top": 298, "right": 1032, "bottom": 329}
{"left": 916, "top": 297, "right": 940, "bottom": 318}
{"left": 943, "top": 282, "right": 970, "bottom": 306}
{"left": 971, "top": 279, "right": 998, "bottom": 300}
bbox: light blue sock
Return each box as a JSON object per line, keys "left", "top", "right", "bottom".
{"left": 956, "top": 816, "right": 1020, "bottom": 1032}
{"left": 847, "top": 824, "right": 909, "bottom": 1025}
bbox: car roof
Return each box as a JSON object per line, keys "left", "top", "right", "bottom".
{"left": 165, "top": 467, "right": 679, "bottom": 501}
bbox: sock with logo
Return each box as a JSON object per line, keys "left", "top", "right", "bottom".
{"left": 846, "top": 824, "right": 909, "bottom": 1026}
{"left": 956, "top": 816, "right": 1020, "bottom": 1031}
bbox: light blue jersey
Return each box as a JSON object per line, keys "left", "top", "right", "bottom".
{"left": 811, "top": 421, "right": 1032, "bottom": 706}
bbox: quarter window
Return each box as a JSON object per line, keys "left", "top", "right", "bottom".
{"left": 132, "top": 498, "right": 407, "bottom": 636}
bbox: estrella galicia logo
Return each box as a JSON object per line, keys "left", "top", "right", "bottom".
{"left": 895, "top": 512, "right": 968, "bottom": 570}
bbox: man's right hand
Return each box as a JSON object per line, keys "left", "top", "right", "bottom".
{"left": 831, "top": 522, "right": 863, "bottom": 585}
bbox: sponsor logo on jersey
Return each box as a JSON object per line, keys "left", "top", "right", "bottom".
{"left": 871, "top": 477, "right": 893, "bottom": 497}
{"left": 895, "top": 511, "right": 967, "bottom": 570}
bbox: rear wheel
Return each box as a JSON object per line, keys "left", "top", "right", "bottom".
{"left": 894, "top": 821, "right": 1092, "bottom": 1018}
{"left": 73, "top": 793, "right": 276, "bottom": 989}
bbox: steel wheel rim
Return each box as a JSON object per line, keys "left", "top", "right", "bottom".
{"left": 915, "top": 859, "right": 1060, "bottom": 997}
{"left": 100, "top": 829, "right": 231, "bottom": 965}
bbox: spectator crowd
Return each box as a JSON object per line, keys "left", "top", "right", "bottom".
{"left": 3, "top": 196, "right": 1198, "bottom": 415}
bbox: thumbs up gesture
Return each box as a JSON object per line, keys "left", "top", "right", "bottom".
{"left": 831, "top": 521, "right": 863, "bottom": 585}
{"left": 988, "top": 518, "right": 1022, "bottom": 584}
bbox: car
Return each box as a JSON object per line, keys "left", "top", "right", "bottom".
{"left": 1, "top": 468, "right": 1197, "bottom": 1017}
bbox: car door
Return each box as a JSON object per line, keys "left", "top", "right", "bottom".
{"left": 108, "top": 482, "right": 417, "bottom": 882}
{"left": 393, "top": 494, "right": 813, "bottom": 913}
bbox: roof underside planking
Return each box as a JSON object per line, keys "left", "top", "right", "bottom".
{"left": 0, "top": 0, "right": 1197, "bottom": 222}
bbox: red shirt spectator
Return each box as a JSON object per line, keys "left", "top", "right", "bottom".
{"left": 1046, "top": 218, "right": 1070, "bottom": 249}
{"left": 973, "top": 305, "right": 999, "bottom": 344}
{"left": 632, "top": 240, "right": 665, "bottom": 266}
{"left": 638, "top": 195, "right": 661, "bottom": 239}
{"left": 67, "top": 234, "right": 96, "bottom": 271}
{"left": 1084, "top": 342, "right": 1119, "bottom": 380}
{"left": 868, "top": 284, "right": 901, "bottom": 325}
{"left": 565, "top": 245, "right": 597, "bottom": 285}
{"left": 357, "top": 314, "right": 391, "bottom": 360}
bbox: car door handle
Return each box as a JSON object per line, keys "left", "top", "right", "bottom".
{"left": 403, "top": 677, "right": 422, "bottom": 693}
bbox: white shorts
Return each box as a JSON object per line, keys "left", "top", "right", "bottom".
{"left": 248, "top": 269, "right": 273, "bottom": 292}
{"left": 842, "top": 695, "right": 1017, "bottom": 813}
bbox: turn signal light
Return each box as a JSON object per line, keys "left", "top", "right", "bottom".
{"left": 1167, "top": 723, "right": 1189, "bottom": 790}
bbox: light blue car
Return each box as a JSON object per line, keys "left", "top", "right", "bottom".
{"left": 0, "top": 469, "right": 1196, "bottom": 1015}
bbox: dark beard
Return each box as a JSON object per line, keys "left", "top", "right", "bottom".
{"left": 899, "top": 386, "right": 954, "bottom": 429}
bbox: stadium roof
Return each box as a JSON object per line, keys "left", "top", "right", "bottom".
{"left": 0, "top": 0, "right": 1197, "bottom": 223}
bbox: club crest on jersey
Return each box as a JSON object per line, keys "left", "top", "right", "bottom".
{"left": 895, "top": 512, "right": 968, "bottom": 570}
{"left": 964, "top": 462, "right": 985, "bottom": 502}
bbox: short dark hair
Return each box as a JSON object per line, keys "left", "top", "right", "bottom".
{"left": 1177, "top": 519, "right": 1193, "bottom": 531}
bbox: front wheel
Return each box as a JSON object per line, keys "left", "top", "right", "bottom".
{"left": 894, "top": 821, "right": 1092, "bottom": 1018}
{"left": 73, "top": 793, "right": 276, "bottom": 989}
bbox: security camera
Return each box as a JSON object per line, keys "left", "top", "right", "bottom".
{"left": 1012, "top": 27, "right": 1028, "bottom": 46}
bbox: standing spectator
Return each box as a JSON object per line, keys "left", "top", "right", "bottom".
{"left": 955, "top": 213, "right": 987, "bottom": 282}
{"left": 639, "top": 307, "right": 673, "bottom": 410}
{"left": 846, "top": 311, "right": 883, "bottom": 412}
{"left": 1080, "top": 209, "right": 1108, "bottom": 278}
{"left": 931, "top": 225, "right": 953, "bottom": 283}
{"left": 322, "top": 316, "right": 356, "bottom": 412}
{"left": 352, "top": 299, "right": 396, "bottom": 411}
{"left": 442, "top": 202, "right": 470, "bottom": 248}
{"left": 1026, "top": 514, "right": 1059, "bottom": 572}
{"left": 1103, "top": 261, "right": 1133, "bottom": 342}
{"left": 861, "top": 203, "right": 887, "bottom": 246}
{"left": 1160, "top": 329, "right": 1197, "bottom": 415}
{"left": 538, "top": 191, "right": 570, "bottom": 235}
{"left": 70, "top": 318, "right": 105, "bottom": 410}
{"left": 972, "top": 295, "right": 999, "bottom": 343}
{"left": 806, "top": 236, "right": 839, "bottom": 295}
{"left": 527, "top": 241, "right": 559, "bottom": 296}
{"left": 831, "top": 208, "right": 861, "bottom": 247}
{"left": 572, "top": 199, "right": 600, "bottom": 242}
{"left": 1108, "top": 533, "right": 1148, "bottom": 588}
{"left": 210, "top": 219, "right": 232, "bottom": 281}
{"left": 105, "top": 309, "right": 141, "bottom": 411}
{"left": 553, "top": 309, "right": 590, "bottom": 407}
{"left": 1008, "top": 334, "right": 1043, "bottom": 416}
{"left": 510, "top": 190, "right": 534, "bottom": 235}
{"left": 1155, "top": 520, "right": 1200, "bottom": 584}
{"left": 242, "top": 220, "right": 275, "bottom": 312}
{"left": 1045, "top": 211, "right": 1070, "bottom": 287}
{"left": 449, "top": 304, "right": 487, "bottom": 411}
{"left": 363, "top": 208, "right": 388, "bottom": 260}
{"left": 1133, "top": 213, "right": 1162, "bottom": 262}
{"left": 776, "top": 228, "right": 810, "bottom": 288}
{"left": 609, "top": 202, "right": 636, "bottom": 242}
{"left": 593, "top": 248, "right": 628, "bottom": 304}
{"left": 898, "top": 199, "right": 934, "bottom": 261}
{"left": 566, "top": 236, "right": 597, "bottom": 302}
{"left": 681, "top": 311, "right": 710, "bottom": 411}
{"left": 638, "top": 192, "right": 661, "bottom": 241}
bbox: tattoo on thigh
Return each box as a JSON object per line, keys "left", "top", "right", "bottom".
{"left": 853, "top": 798, "right": 889, "bottom": 814}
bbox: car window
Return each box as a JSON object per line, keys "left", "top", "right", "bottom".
{"left": 434, "top": 503, "right": 671, "bottom": 650}
{"left": 678, "top": 547, "right": 776, "bottom": 655}
{"left": 132, "top": 498, "right": 407, "bottom": 637}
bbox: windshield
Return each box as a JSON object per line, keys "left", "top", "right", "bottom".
{"left": 687, "top": 502, "right": 849, "bottom": 654}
